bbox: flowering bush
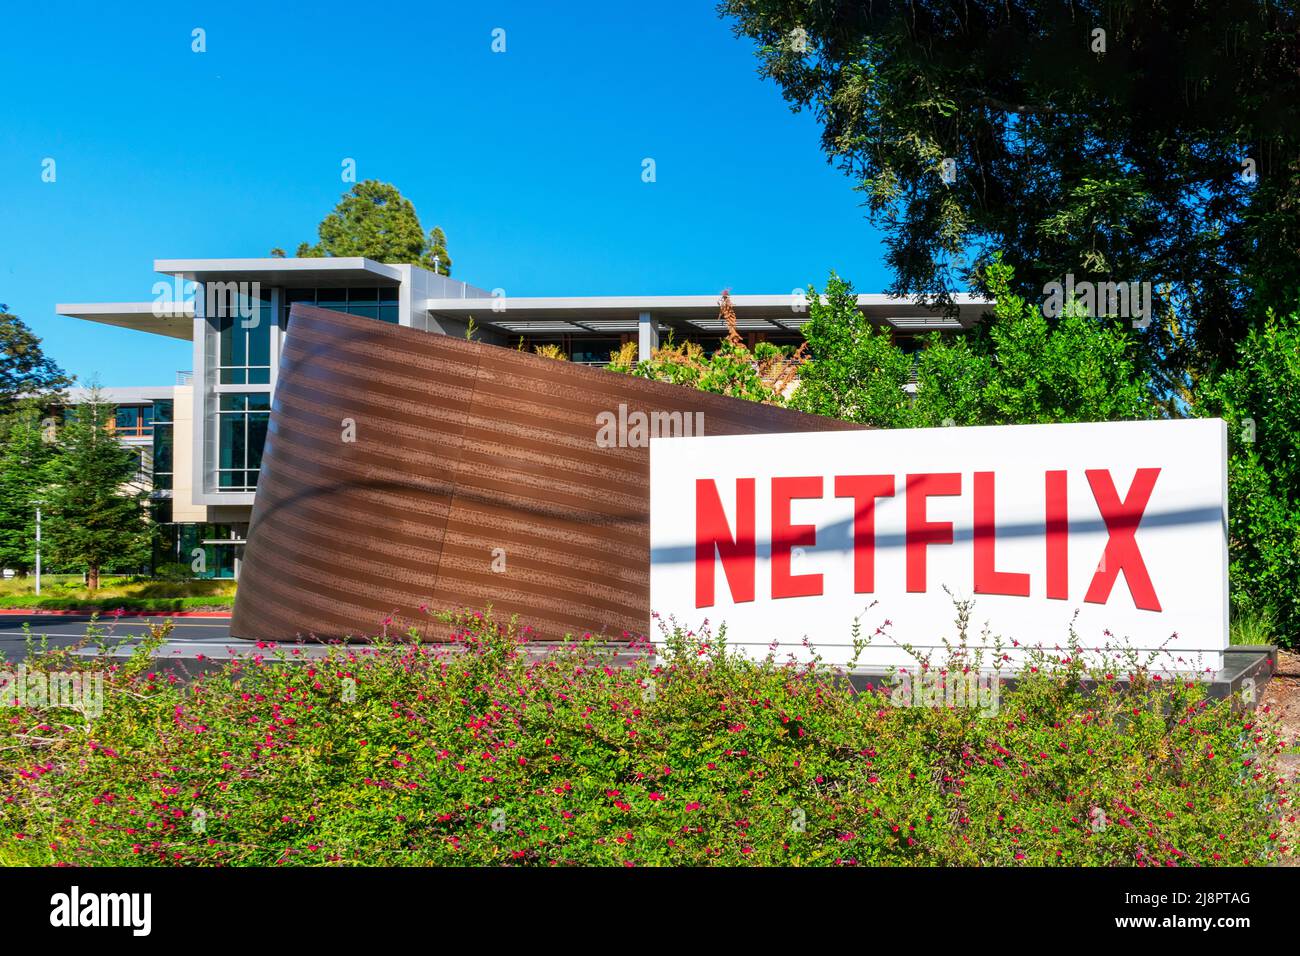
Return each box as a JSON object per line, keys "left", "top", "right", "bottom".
{"left": 609, "top": 291, "right": 803, "bottom": 404}
{"left": 0, "top": 611, "right": 1291, "bottom": 867}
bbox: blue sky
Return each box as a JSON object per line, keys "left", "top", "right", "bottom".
{"left": 0, "top": 0, "right": 892, "bottom": 386}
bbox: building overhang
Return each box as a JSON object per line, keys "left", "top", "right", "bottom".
{"left": 423, "top": 293, "right": 991, "bottom": 336}
{"left": 59, "top": 258, "right": 410, "bottom": 340}
{"left": 154, "top": 257, "right": 403, "bottom": 288}
{"left": 54, "top": 302, "right": 196, "bottom": 341}
{"left": 64, "top": 385, "right": 178, "bottom": 404}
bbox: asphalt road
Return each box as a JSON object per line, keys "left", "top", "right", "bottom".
{"left": 0, "top": 614, "right": 235, "bottom": 661}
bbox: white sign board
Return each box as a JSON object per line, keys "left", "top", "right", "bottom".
{"left": 650, "top": 419, "right": 1228, "bottom": 672}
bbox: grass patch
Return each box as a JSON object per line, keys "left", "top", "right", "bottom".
{"left": 0, "top": 575, "right": 234, "bottom": 611}
{"left": 1230, "top": 607, "right": 1277, "bottom": 646}
{"left": 0, "top": 595, "right": 231, "bottom": 612}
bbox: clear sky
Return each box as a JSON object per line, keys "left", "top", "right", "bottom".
{"left": 0, "top": 0, "right": 892, "bottom": 386}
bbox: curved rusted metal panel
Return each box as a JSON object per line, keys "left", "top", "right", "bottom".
{"left": 230, "top": 303, "right": 862, "bottom": 642}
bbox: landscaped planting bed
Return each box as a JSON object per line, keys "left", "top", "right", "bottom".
{"left": 0, "top": 610, "right": 1293, "bottom": 866}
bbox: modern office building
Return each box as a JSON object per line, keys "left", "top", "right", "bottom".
{"left": 58, "top": 257, "right": 991, "bottom": 579}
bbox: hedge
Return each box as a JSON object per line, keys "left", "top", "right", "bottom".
{"left": 0, "top": 609, "right": 1291, "bottom": 866}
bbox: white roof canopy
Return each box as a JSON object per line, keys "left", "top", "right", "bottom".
{"left": 424, "top": 293, "right": 989, "bottom": 336}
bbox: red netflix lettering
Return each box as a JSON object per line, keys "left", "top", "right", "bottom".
{"left": 771, "top": 476, "right": 824, "bottom": 599}
{"left": 689, "top": 467, "right": 1166, "bottom": 610}
{"left": 1045, "top": 470, "right": 1069, "bottom": 600}
{"left": 834, "top": 474, "right": 895, "bottom": 593}
{"left": 906, "top": 473, "right": 961, "bottom": 593}
{"left": 1083, "top": 468, "right": 1162, "bottom": 612}
{"left": 695, "top": 478, "right": 755, "bottom": 607}
{"left": 973, "top": 471, "right": 1030, "bottom": 596}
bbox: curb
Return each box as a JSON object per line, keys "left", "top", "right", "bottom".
{"left": 0, "top": 608, "right": 233, "bottom": 619}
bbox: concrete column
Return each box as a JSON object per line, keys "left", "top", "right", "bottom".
{"left": 637, "top": 311, "right": 658, "bottom": 360}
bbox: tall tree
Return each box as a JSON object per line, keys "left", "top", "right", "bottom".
{"left": 425, "top": 225, "right": 453, "bottom": 277}
{"left": 288, "top": 181, "right": 453, "bottom": 275}
{"left": 0, "top": 404, "right": 55, "bottom": 574}
{"left": 42, "top": 387, "right": 149, "bottom": 590}
{"left": 721, "top": 1, "right": 1300, "bottom": 398}
{"left": 0, "top": 306, "right": 72, "bottom": 415}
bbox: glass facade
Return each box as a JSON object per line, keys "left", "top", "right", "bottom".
{"left": 152, "top": 399, "right": 173, "bottom": 491}
{"left": 217, "top": 393, "right": 271, "bottom": 491}
{"left": 154, "top": 523, "right": 244, "bottom": 579}
{"left": 204, "top": 283, "right": 400, "bottom": 497}
{"left": 216, "top": 291, "right": 273, "bottom": 385}
{"left": 570, "top": 337, "right": 623, "bottom": 365}
{"left": 280, "top": 286, "right": 399, "bottom": 329}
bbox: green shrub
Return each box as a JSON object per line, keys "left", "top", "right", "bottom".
{"left": 609, "top": 292, "right": 801, "bottom": 404}
{"left": 153, "top": 562, "right": 194, "bottom": 583}
{"left": 0, "top": 610, "right": 1290, "bottom": 866}
{"left": 1197, "top": 314, "right": 1300, "bottom": 645}
{"left": 792, "top": 259, "right": 1156, "bottom": 427}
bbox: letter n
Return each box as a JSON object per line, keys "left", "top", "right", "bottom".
{"left": 695, "top": 478, "right": 756, "bottom": 607}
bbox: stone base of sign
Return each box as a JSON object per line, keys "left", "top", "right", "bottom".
{"left": 73, "top": 641, "right": 1277, "bottom": 707}
{"left": 845, "top": 644, "right": 1277, "bottom": 707}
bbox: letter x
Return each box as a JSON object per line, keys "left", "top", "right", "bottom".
{"left": 1083, "top": 468, "right": 1162, "bottom": 612}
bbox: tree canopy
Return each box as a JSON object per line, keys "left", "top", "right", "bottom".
{"left": 42, "top": 386, "right": 150, "bottom": 590}
{"left": 288, "top": 180, "right": 453, "bottom": 275}
{"left": 721, "top": 0, "right": 1300, "bottom": 396}
{"left": 0, "top": 406, "right": 55, "bottom": 574}
{"left": 0, "top": 307, "right": 72, "bottom": 413}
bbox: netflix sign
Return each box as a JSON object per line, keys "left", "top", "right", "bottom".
{"left": 649, "top": 419, "right": 1228, "bottom": 672}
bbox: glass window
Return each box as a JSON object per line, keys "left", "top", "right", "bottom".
{"left": 112, "top": 405, "right": 156, "bottom": 437}
{"left": 248, "top": 412, "right": 269, "bottom": 470}
{"left": 160, "top": 524, "right": 241, "bottom": 579}
{"left": 278, "top": 287, "right": 402, "bottom": 327}
{"left": 281, "top": 288, "right": 315, "bottom": 330}
{"left": 215, "top": 291, "right": 273, "bottom": 385}
{"left": 316, "top": 290, "right": 347, "bottom": 310}
{"left": 217, "top": 393, "right": 271, "bottom": 492}
{"left": 152, "top": 400, "right": 174, "bottom": 491}
{"left": 570, "top": 338, "right": 623, "bottom": 365}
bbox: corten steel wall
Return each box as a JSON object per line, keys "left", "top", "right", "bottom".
{"left": 231, "top": 304, "right": 863, "bottom": 642}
